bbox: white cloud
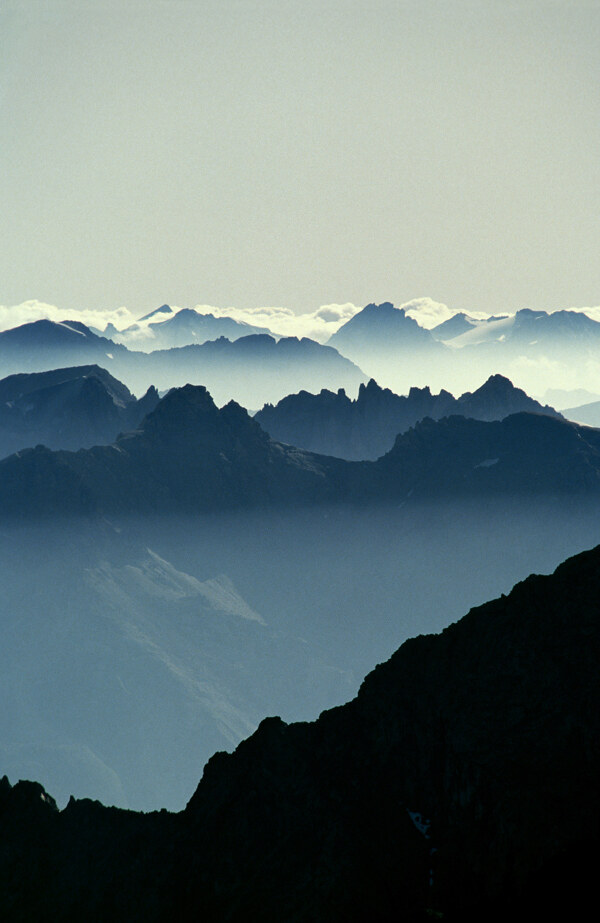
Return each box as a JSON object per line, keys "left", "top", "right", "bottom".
{"left": 191, "top": 301, "right": 360, "bottom": 343}
{"left": 401, "top": 297, "right": 497, "bottom": 328}
{"left": 401, "top": 297, "right": 455, "bottom": 329}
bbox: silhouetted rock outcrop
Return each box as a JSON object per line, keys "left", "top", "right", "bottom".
{"left": 2, "top": 541, "right": 600, "bottom": 920}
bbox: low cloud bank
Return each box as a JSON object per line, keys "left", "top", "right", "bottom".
{"left": 0, "top": 301, "right": 136, "bottom": 334}
{"left": 3, "top": 298, "right": 600, "bottom": 341}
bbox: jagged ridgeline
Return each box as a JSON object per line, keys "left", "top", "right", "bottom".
{"left": 1, "top": 381, "right": 600, "bottom": 516}
{"left": 1, "top": 542, "right": 599, "bottom": 921}
{"left": 255, "top": 374, "right": 561, "bottom": 460}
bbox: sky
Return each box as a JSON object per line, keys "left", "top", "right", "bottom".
{"left": 2, "top": 1, "right": 599, "bottom": 321}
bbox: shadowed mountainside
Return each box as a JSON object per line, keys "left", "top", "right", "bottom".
{"left": 1, "top": 541, "right": 599, "bottom": 920}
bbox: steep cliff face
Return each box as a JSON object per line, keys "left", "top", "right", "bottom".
{"left": 1, "top": 543, "right": 600, "bottom": 919}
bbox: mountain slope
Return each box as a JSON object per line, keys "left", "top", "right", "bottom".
{"left": 1, "top": 540, "right": 599, "bottom": 920}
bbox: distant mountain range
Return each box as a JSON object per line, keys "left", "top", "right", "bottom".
{"left": 562, "top": 399, "right": 600, "bottom": 427}
{"left": 0, "top": 365, "right": 158, "bottom": 459}
{"left": 255, "top": 373, "right": 561, "bottom": 460}
{"left": 1, "top": 383, "right": 599, "bottom": 517}
{"left": 326, "top": 302, "right": 600, "bottom": 396}
{"left": 100, "top": 305, "right": 272, "bottom": 351}
{"left": 327, "top": 301, "right": 444, "bottom": 388}
{"left": 433, "top": 306, "right": 600, "bottom": 353}
{"left": 7, "top": 303, "right": 600, "bottom": 402}
{"left": 0, "top": 320, "right": 366, "bottom": 407}
{"left": 1, "top": 539, "right": 599, "bottom": 920}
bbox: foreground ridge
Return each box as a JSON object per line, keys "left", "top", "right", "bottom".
{"left": 1, "top": 543, "right": 599, "bottom": 920}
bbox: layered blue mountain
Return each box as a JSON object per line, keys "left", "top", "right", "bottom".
{"left": 327, "top": 301, "right": 444, "bottom": 375}
{"left": 0, "top": 383, "right": 597, "bottom": 517}
{"left": 0, "top": 320, "right": 366, "bottom": 407}
{"left": 326, "top": 301, "right": 600, "bottom": 396}
{"left": 0, "top": 385, "right": 348, "bottom": 516}
{"left": 1, "top": 540, "right": 599, "bottom": 920}
{"left": 430, "top": 311, "right": 509, "bottom": 341}
{"left": 562, "top": 398, "right": 600, "bottom": 427}
{"left": 0, "top": 365, "right": 158, "bottom": 458}
{"left": 137, "top": 334, "right": 366, "bottom": 406}
{"left": 255, "top": 374, "right": 560, "bottom": 460}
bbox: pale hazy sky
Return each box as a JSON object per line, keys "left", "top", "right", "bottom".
{"left": 1, "top": 1, "right": 599, "bottom": 317}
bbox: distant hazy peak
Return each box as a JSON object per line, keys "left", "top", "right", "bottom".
{"left": 138, "top": 304, "right": 174, "bottom": 322}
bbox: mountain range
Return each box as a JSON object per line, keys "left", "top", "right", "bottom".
{"left": 433, "top": 306, "right": 600, "bottom": 352}
{"left": 562, "top": 398, "right": 600, "bottom": 427}
{"left": 255, "top": 373, "right": 561, "bottom": 460}
{"left": 101, "top": 305, "right": 272, "bottom": 351}
{"left": 1, "top": 383, "right": 599, "bottom": 518}
{"left": 1, "top": 538, "right": 598, "bottom": 920}
{"left": 0, "top": 365, "right": 158, "bottom": 459}
{"left": 0, "top": 319, "right": 366, "bottom": 407}
{"left": 326, "top": 302, "right": 600, "bottom": 396}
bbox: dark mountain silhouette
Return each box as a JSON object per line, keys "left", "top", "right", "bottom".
{"left": 372, "top": 410, "right": 600, "bottom": 500}
{"left": 0, "top": 366, "right": 159, "bottom": 458}
{"left": 255, "top": 374, "right": 561, "bottom": 460}
{"left": 0, "top": 385, "right": 347, "bottom": 516}
{"left": 1, "top": 540, "right": 599, "bottom": 920}
{"left": 0, "top": 384, "right": 597, "bottom": 517}
{"left": 0, "top": 320, "right": 366, "bottom": 408}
